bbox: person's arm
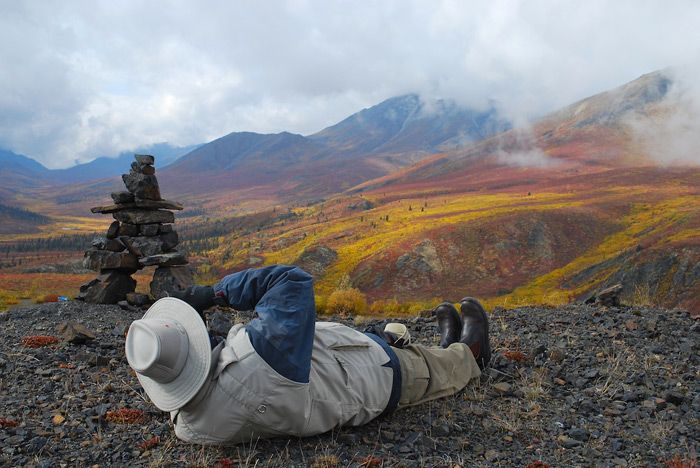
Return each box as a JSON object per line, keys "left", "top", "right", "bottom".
{"left": 213, "top": 265, "right": 315, "bottom": 383}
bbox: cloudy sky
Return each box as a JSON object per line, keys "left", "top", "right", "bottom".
{"left": 2, "top": 0, "right": 700, "bottom": 168}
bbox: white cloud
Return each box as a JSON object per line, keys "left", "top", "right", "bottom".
{"left": 623, "top": 66, "right": 700, "bottom": 165}
{"left": 1, "top": 0, "right": 700, "bottom": 168}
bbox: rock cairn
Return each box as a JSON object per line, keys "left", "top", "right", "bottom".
{"left": 77, "top": 155, "right": 193, "bottom": 305}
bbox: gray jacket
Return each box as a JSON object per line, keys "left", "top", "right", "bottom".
{"left": 171, "top": 322, "right": 394, "bottom": 444}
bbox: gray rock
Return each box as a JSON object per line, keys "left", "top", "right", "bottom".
{"left": 295, "top": 245, "right": 338, "bottom": 277}
{"left": 348, "top": 199, "right": 374, "bottom": 210}
{"left": 90, "top": 199, "right": 183, "bottom": 214}
{"left": 665, "top": 391, "right": 684, "bottom": 405}
{"left": 76, "top": 278, "right": 100, "bottom": 299}
{"left": 113, "top": 209, "right": 173, "bottom": 225}
{"left": 83, "top": 249, "right": 138, "bottom": 272}
{"left": 139, "top": 252, "right": 187, "bottom": 267}
{"left": 118, "top": 223, "right": 139, "bottom": 237}
{"left": 160, "top": 231, "right": 179, "bottom": 251}
{"left": 141, "top": 165, "right": 155, "bottom": 175}
{"left": 139, "top": 224, "right": 159, "bottom": 236}
{"left": 26, "top": 436, "right": 47, "bottom": 454}
{"left": 150, "top": 266, "right": 194, "bottom": 299}
{"left": 159, "top": 224, "right": 173, "bottom": 233}
{"left": 584, "top": 283, "right": 623, "bottom": 306}
{"left": 207, "top": 311, "right": 232, "bottom": 337}
{"left": 121, "top": 172, "right": 161, "bottom": 200}
{"left": 57, "top": 321, "right": 96, "bottom": 344}
{"left": 121, "top": 236, "right": 165, "bottom": 257}
{"left": 91, "top": 237, "right": 125, "bottom": 252}
{"left": 111, "top": 324, "right": 128, "bottom": 336}
{"left": 105, "top": 221, "right": 120, "bottom": 239}
{"left": 568, "top": 427, "right": 589, "bottom": 441}
{"left": 131, "top": 160, "right": 155, "bottom": 175}
{"left": 134, "top": 154, "right": 154, "bottom": 165}
{"left": 117, "top": 300, "right": 135, "bottom": 311}
{"left": 110, "top": 191, "right": 134, "bottom": 204}
{"left": 559, "top": 436, "right": 583, "bottom": 448}
{"left": 125, "top": 292, "right": 151, "bottom": 307}
{"left": 81, "top": 270, "right": 137, "bottom": 304}
{"left": 75, "top": 351, "right": 110, "bottom": 367}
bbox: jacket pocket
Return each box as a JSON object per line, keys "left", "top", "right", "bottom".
{"left": 302, "top": 397, "right": 352, "bottom": 435}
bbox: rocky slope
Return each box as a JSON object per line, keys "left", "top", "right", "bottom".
{"left": 0, "top": 300, "right": 697, "bottom": 467}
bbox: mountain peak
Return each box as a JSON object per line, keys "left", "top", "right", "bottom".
{"left": 310, "top": 94, "right": 508, "bottom": 156}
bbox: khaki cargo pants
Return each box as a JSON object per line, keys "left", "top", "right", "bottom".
{"left": 392, "top": 343, "right": 481, "bottom": 407}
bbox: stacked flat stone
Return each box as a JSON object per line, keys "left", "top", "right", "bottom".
{"left": 77, "top": 154, "right": 193, "bottom": 305}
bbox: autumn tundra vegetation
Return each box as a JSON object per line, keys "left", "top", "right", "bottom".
{"left": 1, "top": 71, "right": 699, "bottom": 315}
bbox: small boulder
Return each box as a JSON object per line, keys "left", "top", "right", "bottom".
{"left": 207, "top": 311, "right": 232, "bottom": 337}
{"left": 121, "top": 172, "right": 161, "bottom": 200}
{"left": 139, "top": 224, "right": 160, "bottom": 236}
{"left": 111, "top": 191, "right": 135, "bottom": 204}
{"left": 126, "top": 292, "right": 151, "bottom": 307}
{"left": 134, "top": 154, "right": 155, "bottom": 165}
{"left": 105, "top": 221, "right": 120, "bottom": 239}
{"left": 81, "top": 270, "right": 137, "bottom": 304}
{"left": 139, "top": 252, "right": 187, "bottom": 267}
{"left": 57, "top": 321, "right": 96, "bottom": 344}
{"left": 83, "top": 249, "right": 138, "bottom": 272}
{"left": 150, "top": 266, "right": 194, "bottom": 299}
{"left": 113, "top": 209, "right": 174, "bottom": 225}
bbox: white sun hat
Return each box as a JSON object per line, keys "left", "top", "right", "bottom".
{"left": 125, "top": 297, "right": 211, "bottom": 412}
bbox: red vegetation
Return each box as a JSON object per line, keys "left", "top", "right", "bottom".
{"left": 358, "top": 455, "right": 383, "bottom": 467}
{"left": 0, "top": 418, "right": 19, "bottom": 428}
{"left": 105, "top": 408, "right": 146, "bottom": 424}
{"left": 21, "top": 335, "right": 59, "bottom": 348}
{"left": 526, "top": 462, "right": 550, "bottom": 468}
{"left": 58, "top": 362, "right": 76, "bottom": 369}
{"left": 218, "top": 458, "right": 234, "bottom": 468}
{"left": 39, "top": 294, "right": 60, "bottom": 303}
{"left": 503, "top": 350, "right": 527, "bottom": 362}
{"left": 666, "top": 455, "right": 698, "bottom": 468}
{"left": 138, "top": 436, "right": 160, "bottom": 451}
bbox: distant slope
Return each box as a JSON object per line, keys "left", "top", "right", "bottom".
{"left": 49, "top": 142, "right": 200, "bottom": 184}
{"left": 354, "top": 71, "right": 674, "bottom": 195}
{"left": 0, "top": 149, "right": 51, "bottom": 194}
{"left": 157, "top": 95, "right": 508, "bottom": 208}
{"left": 0, "top": 203, "right": 50, "bottom": 234}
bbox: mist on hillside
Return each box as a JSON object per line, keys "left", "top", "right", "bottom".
{"left": 624, "top": 66, "right": 700, "bottom": 166}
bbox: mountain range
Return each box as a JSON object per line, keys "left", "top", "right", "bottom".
{"left": 1, "top": 70, "right": 699, "bottom": 314}
{"left": 0, "top": 94, "right": 509, "bottom": 211}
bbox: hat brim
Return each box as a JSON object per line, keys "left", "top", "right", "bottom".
{"left": 134, "top": 297, "right": 212, "bottom": 412}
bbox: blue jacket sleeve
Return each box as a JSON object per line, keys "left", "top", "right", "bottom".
{"left": 213, "top": 265, "right": 316, "bottom": 383}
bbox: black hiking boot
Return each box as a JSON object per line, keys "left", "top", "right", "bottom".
{"left": 459, "top": 297, "right": 491, "bottom": 370}
{"left": 434, "top": 302, "right": 462, "bottom": 348}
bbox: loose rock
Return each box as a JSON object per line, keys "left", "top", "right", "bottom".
{"left": 57, "top": 322, "right": 96, "bottom": 344}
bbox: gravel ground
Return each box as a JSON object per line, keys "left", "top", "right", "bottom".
{"left": 0, "top": 301, "right": 698, "bottom": 467}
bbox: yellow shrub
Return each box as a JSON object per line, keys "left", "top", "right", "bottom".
{"left": 314, "top": 294, "right": 327, "bottom": 315}
{"left": 370, "top": 298, "right": 408, "bottom": 316}
{"left": 326, "top": 288, "right": 367, "bottom": 316}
